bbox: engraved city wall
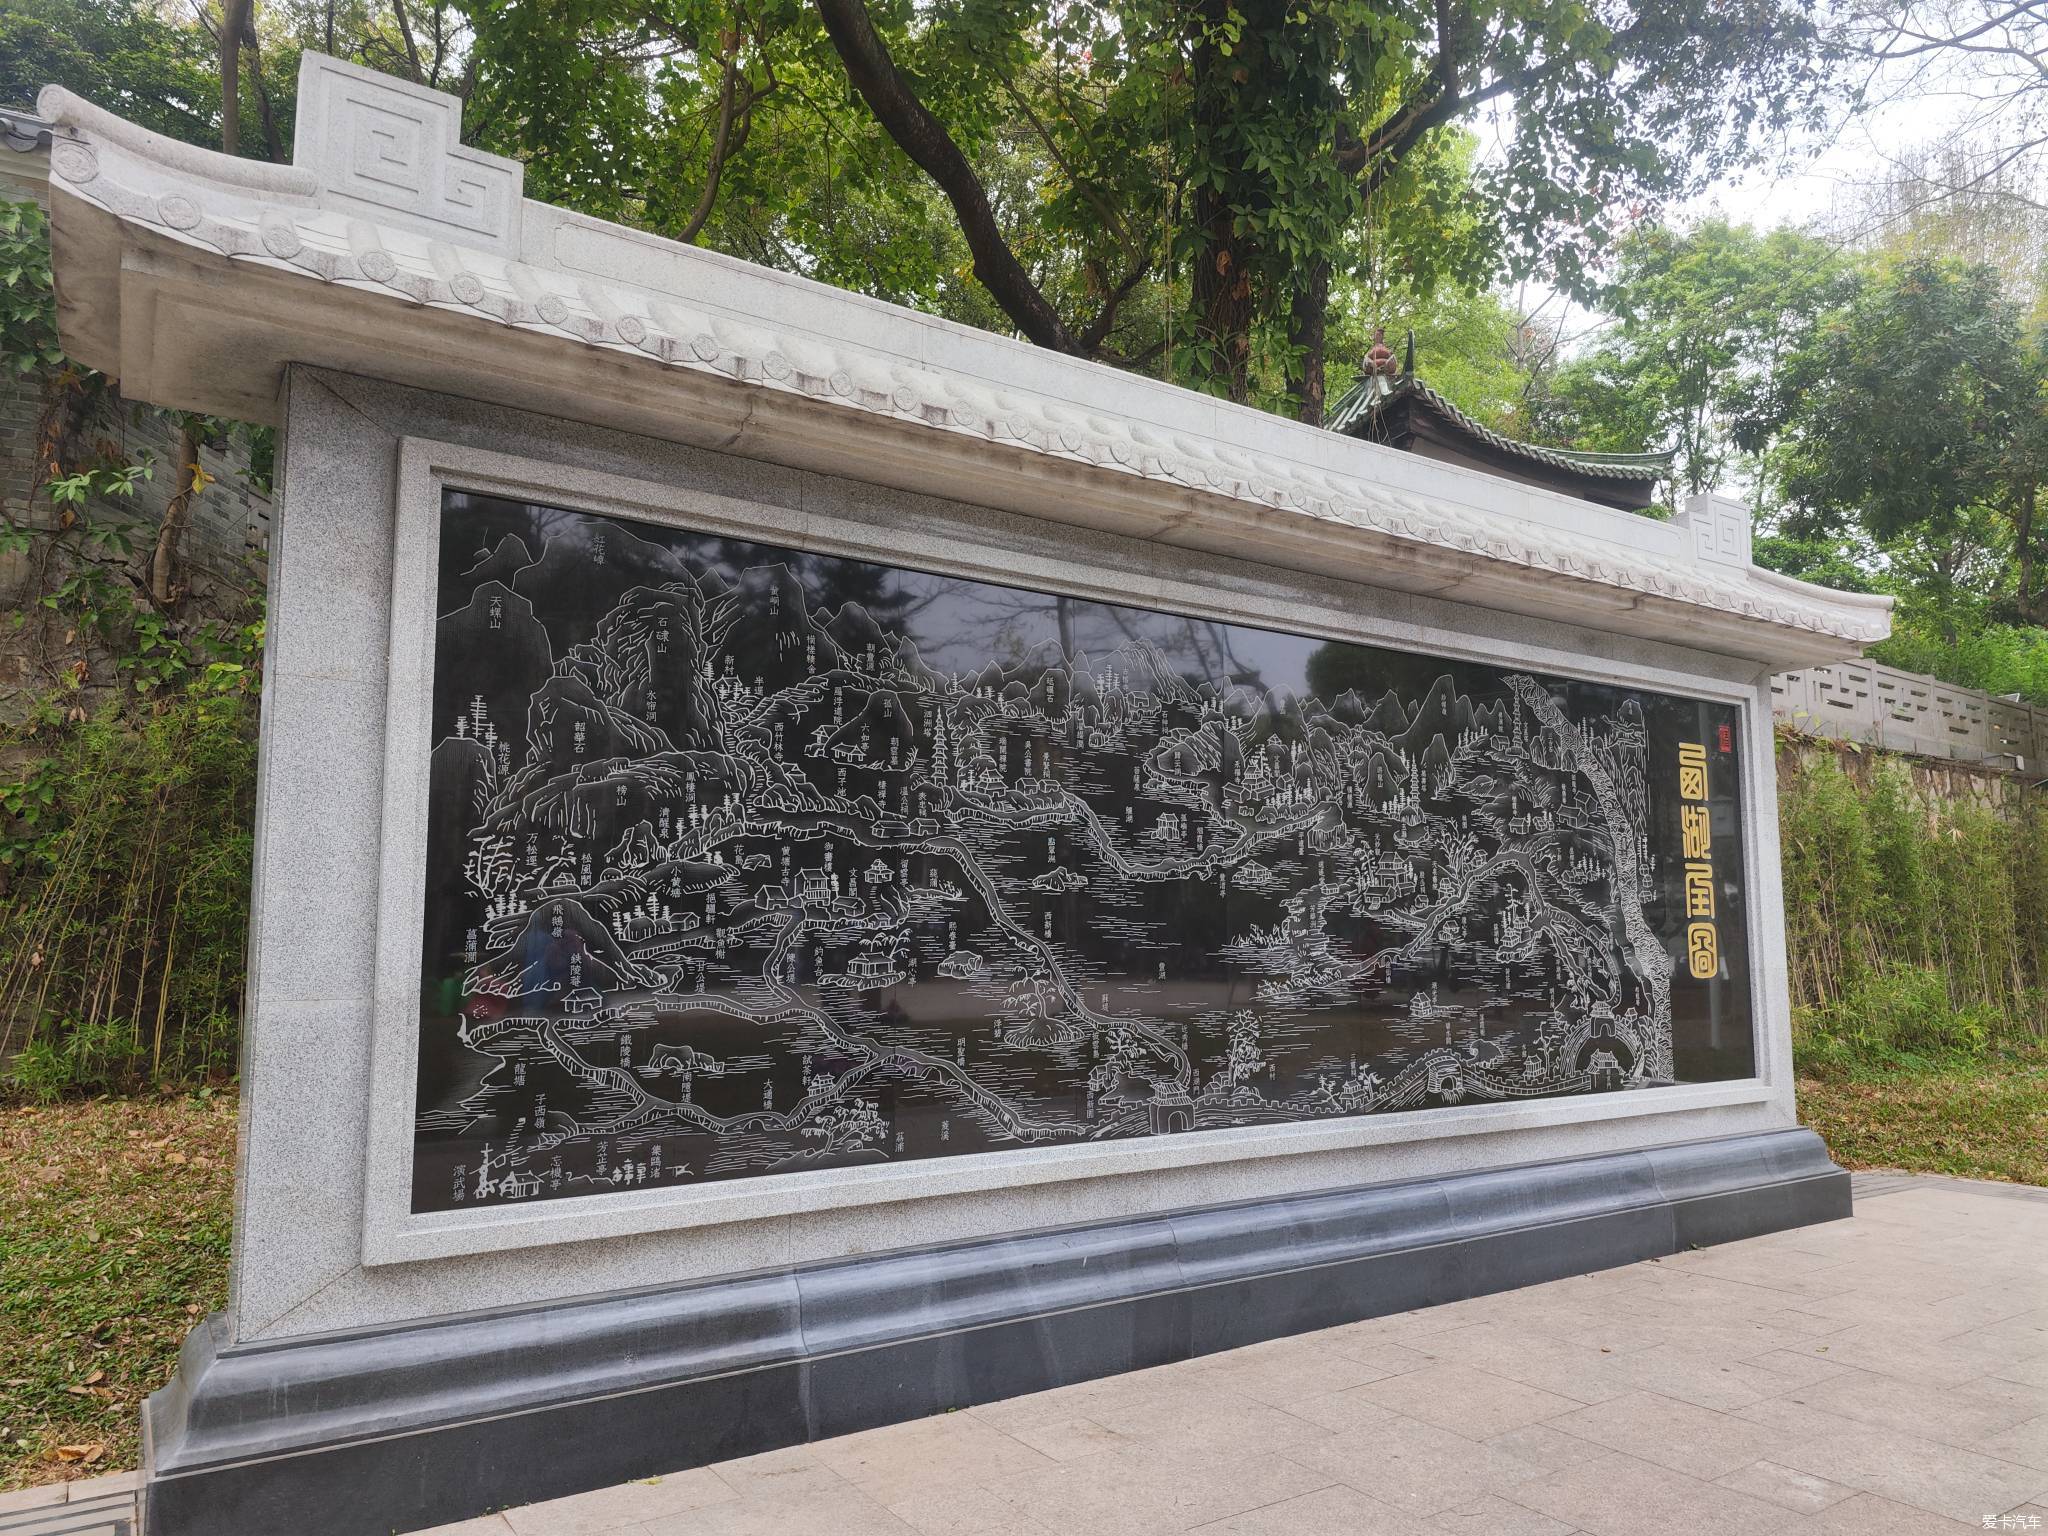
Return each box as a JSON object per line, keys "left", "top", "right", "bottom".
{"left": 412, "top": 490, "right": 1753, "bottom": 1212}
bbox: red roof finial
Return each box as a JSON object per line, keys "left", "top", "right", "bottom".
{"left": 1363, "top": 327, "right": 1398, "bottom": 379}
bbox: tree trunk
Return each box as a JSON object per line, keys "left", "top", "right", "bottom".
{"left": 151, "top": 421, "right": 203, "bottom": 608}
{"left": 1187, "top": 0, "right": 1259, "bottom": 404}
{"left": 1290, "top": 258, "right": 1330, "bottom": 426}
{"left": 219, "top": 0, "right": 252, "bottom": 157}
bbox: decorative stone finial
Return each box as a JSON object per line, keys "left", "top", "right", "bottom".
{"left": 291, "top": 52, "right": 522, "bottom": 256}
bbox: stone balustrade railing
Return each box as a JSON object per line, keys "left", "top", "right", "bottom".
{"left": 1772, "top": 659, "right": 2047, "bottom": 772}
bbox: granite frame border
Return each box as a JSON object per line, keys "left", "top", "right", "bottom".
{"left": 361, "top": 436, "right": 1782, "bottom": 1268}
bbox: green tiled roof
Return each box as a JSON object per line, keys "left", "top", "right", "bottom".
{"left": 1328, "top": 374, "right": 1675, "bottom": 483}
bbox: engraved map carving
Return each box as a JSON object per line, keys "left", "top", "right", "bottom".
{"left": 412, "top": 492, "right": 1752, "bottom": 1212}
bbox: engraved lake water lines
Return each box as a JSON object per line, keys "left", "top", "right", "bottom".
{"left": 411, "top": 493, "right": 1736, "bottom": 1213}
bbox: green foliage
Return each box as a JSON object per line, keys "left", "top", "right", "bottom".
{"left": 0, "top": 620, "right": 262, "bottom": 1100}
{"left": 1871, "top": 612, "right": 2048, "bottom": 705}
{"left": 1749, "top": 526, "right": 2048, "bottom": 703}
{"left": 1780, "top": 746, "right": 2048, "bottom": 1075}
{"left": 0, "top": 180, "right": 274, "bottom": 1105}
{"left": 1562, "top": 224, "right": 2048, "bottom": 687}
{"left": 1796, "top": 1049, "right": 2048, "bottom": 1185}
{"left": 0, "top": 199, "right": 63, "bottom": 382}
{"left": 456, "top": 0, "right": 1830, "bottom": 412}
{"left": 1749, "top": 255, "right": 2048, "bottom": 627}
{"left": 0, "top": 0, "right": 223, "bottom": 149}
{"left": 1530, "top": 220, "right": 1853, "bottom": 500}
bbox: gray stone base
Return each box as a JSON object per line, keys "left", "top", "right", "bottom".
{"left": 139, "top": 1127, "right": 1847, "bottom": 1536}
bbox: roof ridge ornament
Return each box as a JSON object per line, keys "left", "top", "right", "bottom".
{"left": 289, "top": 52, "right": 523, "bottom": 256}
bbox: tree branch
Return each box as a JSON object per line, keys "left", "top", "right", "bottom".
{"left": 1339, "top": 22, "right": 1642, "bottom": 188}
{"left": 1077, "top": 256, "right": 1153, "bottom": 353}
{"left": 679, "top": 31, "right": 743, "bottom": 244}
{"left": 390, "top": 0, "right": 427, "bottom": 83}
{"left": 809, "top": 0, "right": 1083, "bottom": 353}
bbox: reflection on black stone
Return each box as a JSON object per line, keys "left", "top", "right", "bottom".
{"left": 410, "top": 490, "right": 1755, "bottom": 1213}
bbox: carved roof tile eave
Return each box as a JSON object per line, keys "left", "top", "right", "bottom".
{"left": 35, "top": 80, "right": 1892, "bottom": 663}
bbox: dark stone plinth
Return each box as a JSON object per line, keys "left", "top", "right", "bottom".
{"left": 140, "top": 1126, "right": 1848, "bottom": 1536}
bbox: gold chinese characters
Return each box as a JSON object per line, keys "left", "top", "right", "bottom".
{"left": 1678, "top": 741, "right": 1719, "bottom": 980}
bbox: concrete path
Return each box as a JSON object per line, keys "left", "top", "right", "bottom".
{"left": 6, "top": 1173, "right": 2043, "bottom": 1536}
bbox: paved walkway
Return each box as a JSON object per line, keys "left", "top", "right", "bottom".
{"left": 5, "top": 1174, "right": 2043, "bottom": 1536}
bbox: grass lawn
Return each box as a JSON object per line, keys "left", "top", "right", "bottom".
{"left": 1796, "top": 1045, "right": 2048, "bottom": 1186}
{"left": 0, "top": 1091, "right": 235, "bottom": 1493}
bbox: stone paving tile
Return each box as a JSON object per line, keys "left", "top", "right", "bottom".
{"left": 1314, "top": 1337, "right": 1451, "bottom": 1379}
{"left": 1429, "top": 1492, "right": 1576, "bottom": 1535}
{"left": 1711, "top": 1459, "right": 1860, "bottom": 1514}
{"left": 500, "top": 1469, "right": 732, "bottom": 1536}
{"left": 1994, "top": 1352, "right": 2048, "bottom": 1389}
{"left": 1000, "top": 1415, "right": 1138, "bottom": 1463}
{"left": 1283, "top": 1412, "right": 1560, "bottom": 1516}
{"left": 1193, "top": 1338, "right": 1416, "bottom": 1406}
{"left": 1777, "top": 1367, "right": 2040, "bottom": 1446}
{"left": 1282, "top": 1384, "right": 1407, "bottom": 1434}
{"left": 1810, "top": 1329, "right": 2028, "bottom": 1388}
{"left": 809, "top": 1412, "right": 1058, "bottom": 1505}
{"left": 1740, "top": 1346, "right": 1856, "bottom": 1389}
{"left": 966, "top": 1382, "right": 1113, "bottom": 1436}
{"left": 1515, "top": 1309, "right": 1670, "bottom": 1356}
{"left": 1749, "top": 1305, "right": 1863, "bottom": 1338}
{"left": 1585, "top": 1345, "right": 1811, "bottom": 1414}
{"left": 1392, "top": 1321, "right": 1629, "bottom": 1404}
{"left": 980, "top": 1446, "right": 1332, "bottom": 1536}
{"left": 1980, "top": 1415, "right": 2048, "bottom": 1470}
{"left": 884, "top": 1479, "right": 1055, "bottom": 1536}
{"left": 705, "top": 1447, "right": 848, "bottom": 1503}
{"left": 1348, "top": 1361, "right": 1589, "bottom": 1440}
{"left": 1771, "top": 1424, "right": 2048, "bottom": 1522}
{"left": 1510, "top": 1448, "right": 1802, "bottom": 1536}
{"left": 1731, "top": 1392, "right": 1877, "bottom": 1443}
{"left": 1796, "top": 1491, "right": 1983, "bottom": 1534}
{"left": 0, "top": 1484, "right": 67, "bottom": 1514}
{"left": 52, "top": 1474, "right": 136, "bottom": 1504}
{"left": 1483, "top": 1421, "right": 1620, "bottom": 1473}
{"left": 1958, "top": 1375, "right": 2048, "bottom": 1423}
{"left": 1067, "top": 1386, "right": 1335, "bottom": 1462}
{"left": 638, "top": 1486, "right": 915, "bottom": 1536}
{"left": 1544, "top": 1390, "right": 1791, "bottom": 1480}
{"left": 1186, "top": 1482, "right": 1436, "bottom": 1536}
